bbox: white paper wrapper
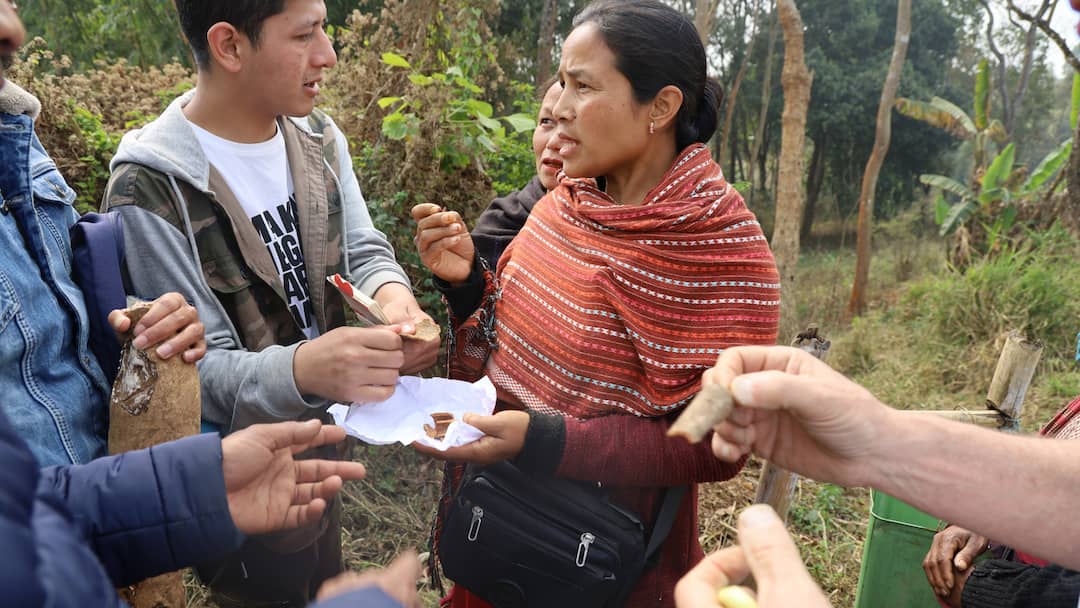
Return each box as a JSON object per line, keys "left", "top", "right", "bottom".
{"left": 328, "top": 376, "right": 496, "bottom": 450}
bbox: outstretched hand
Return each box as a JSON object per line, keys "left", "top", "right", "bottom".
{"left": 706, "top": 346, "right": 893, "bottom": 488}
{"left": 221, "top": 420, "right": 366, "bottom": 535}
{"left": 412, "top": 410, "right": 530, "bottom": 465}
{"left": 675, "top": 505, "right": 831, "bottom": 608}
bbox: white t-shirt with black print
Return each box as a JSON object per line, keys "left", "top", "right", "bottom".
{"left": 188, "top": 119, "right": 320, "bottom": 340}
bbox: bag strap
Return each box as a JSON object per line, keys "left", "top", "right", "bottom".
{"left": 70, "top": 211, "right": 128, "bottom": 385}
{"left": 644, "top": 485, "right": 688, "bottom": 566}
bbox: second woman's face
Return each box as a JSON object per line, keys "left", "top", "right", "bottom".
{"left": 533, "top": 82, "right": 564, "bottom": 190}
{"left": 552, "top": 23, "right": 651, "bottom": 181}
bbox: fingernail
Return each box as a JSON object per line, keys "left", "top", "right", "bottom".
{"left": 740, "top": 504, "right": 780, "bottom": 529}
{"left": 402, "top": 323, "right": 415, "bottom": 333}
{"left": 717, "top": 442, "right": 737, "bottom": 460}
{"left": 132, "top": 335, "right": 149, "bottom": 350}
{"left": 156, "top": 343, "right": 173, "bottom": 358}
{"left": 730, "top": 376, "right": 754, "bottom": 405}
{"left": 134, "top": 323, "right": 147, "bottom": 334}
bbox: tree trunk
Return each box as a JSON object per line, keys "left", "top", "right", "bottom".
{"left": 695, "top": 0, "right": 722, "bottom": 46}
{"left": 801, "top": 132, "right": 827, "bottom": 242}
{"left": 772, "top": 0, "right": 812, "bottom": 336}
{"left": 847, "top": 0, "right": 911, "bottom": 318}
{"left": 535, "top": 0, "right": 559, "bottom": 87}
{"left": 1006, "top": 0, "right": 1052, "bottom": 135}
{"left": 749, "top": 9, "right": 779, "bottom": 200}
{"left": 1069, "top": 120, "right": 1080, "bottom": 223}
{"left": 720, "top": 0, "right": 763, "bottom": 170}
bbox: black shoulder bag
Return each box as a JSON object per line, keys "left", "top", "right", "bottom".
{"left": 438, "top": 460, "right": 686, "bottom": 608}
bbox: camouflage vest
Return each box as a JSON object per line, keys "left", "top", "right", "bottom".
{"left": 106, "top": 109, "right": 348, "bottom": 352}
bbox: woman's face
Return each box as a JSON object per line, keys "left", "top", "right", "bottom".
{"left": 552, "top": 23, "right": 651, "bottom": 180}
{"left": 533, "top": 82, "right": 564, "bottom": 190}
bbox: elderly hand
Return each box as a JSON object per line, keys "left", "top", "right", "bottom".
{"left": 221, "top": 420, "right": 367, "bottom": 535}
{"left": 411, "top": 203, "right": 475, "bottom": 285}
{"left": 108, "top": 292, "right": 206, "bottom": 362}
{"left": 923, "top": 525, "right": 988, "bottom": 600}
{"left": 706, "top": 346, "right": 894, "bottom": 488}
{"left": 675, "top": 505, "right": 831, "bottom": 608}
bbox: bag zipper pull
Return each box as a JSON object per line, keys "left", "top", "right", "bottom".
{"left": 576, "top": 532, "right": 595, "bottom": 567}
{"left": 468, "top": 506, "right": 484, "bottom": 541}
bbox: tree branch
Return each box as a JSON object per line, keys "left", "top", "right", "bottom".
{"left": 1007, "top": 0, "right": 1080, "bottom": 74}
{"left": 978, "top": 0, "right": 1011, "bottom": 130}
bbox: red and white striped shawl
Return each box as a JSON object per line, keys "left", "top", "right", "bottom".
{"left": 483, "top": 144, "right": 780, "bottom": 419}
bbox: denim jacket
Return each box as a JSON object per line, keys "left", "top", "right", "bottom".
{"left": 0, "top": 108, "right": 109, "bottom": 466}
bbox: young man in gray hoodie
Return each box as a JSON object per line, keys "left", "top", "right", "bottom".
{"left": 102, "top": 0, "right": 439, "bottom": 605}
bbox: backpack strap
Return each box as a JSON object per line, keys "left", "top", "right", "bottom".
{"left": 644, "top": 485, "right": 688, "bottom": 567}
{"left": 70, "top": 211, "right": 128, "bottom": 385}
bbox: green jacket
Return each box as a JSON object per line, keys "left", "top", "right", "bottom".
{"left": 104, "top": 91, "right": 411, "bottom": 431}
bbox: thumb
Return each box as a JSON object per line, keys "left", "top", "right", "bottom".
{"left": 738, "top": 505, "right": 811, "bottom": 586}
{"left": 954, "top": 539, "right": 987, "bottom": 570}
{"left": 255, "top": 419, "right": 323, "bottom": 453}
{"left": 461, "top": 413, "right": 500, "bottom": 434}
{"left": 410, "top": 203, "right": 441, "bottom": 221}
{"left": 730, "top": 371, "right": 821, "bottom": 413}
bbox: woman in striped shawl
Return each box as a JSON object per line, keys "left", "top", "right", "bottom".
{"left": 413, "top": 1, "right": 780, "bottom": 605}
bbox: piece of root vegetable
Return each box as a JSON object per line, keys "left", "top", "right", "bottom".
{"left": 716, "top": 585, "right": 757, "bottom": 608}
{"left": 667, "top": 383, "right": 735, "bottom": 443}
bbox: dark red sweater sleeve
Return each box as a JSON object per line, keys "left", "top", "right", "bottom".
{"left": 517, "top": 411, "right": 746, "bottom": 487}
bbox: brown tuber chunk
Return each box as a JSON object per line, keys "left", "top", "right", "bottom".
{"left": 424, "top": 412, "right": 455, "bottom": 440}
{"left": 667, "top": 384, "right": 735, "bottom": 443}
{"left": 404, "top": 317, "right": 441, "bottom": 342}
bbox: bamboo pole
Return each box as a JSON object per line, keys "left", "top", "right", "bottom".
{"left": 905, "top": 409, "right": 1004, "bottom": 428}
{"left": 754, "top": 326, "right": 830, "bottom": 520}
{"left": 985, "top": 331, "right": 1043, "bottom": 424}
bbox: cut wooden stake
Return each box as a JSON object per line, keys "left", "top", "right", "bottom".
{"left": 754, "top": 326, "right": 831, "bottom": 521}
{"left": 985, "top": 331, "right": 1043, "bottom": 421}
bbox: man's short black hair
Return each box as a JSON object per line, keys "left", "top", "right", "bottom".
{"left": 173, "top": 0, "right": 288, "bottom": 68}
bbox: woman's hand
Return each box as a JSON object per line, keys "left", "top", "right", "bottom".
{"left": 412, "top": 410, "right": 529, "bottom": 464}
{"left": 411, "top": 203, "right": 475, "bottom": 285}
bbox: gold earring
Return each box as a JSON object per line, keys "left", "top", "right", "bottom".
{"left": 649, "top": 121, "right": 655, "bottom": 135}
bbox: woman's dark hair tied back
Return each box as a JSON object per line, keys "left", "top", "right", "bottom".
{"left": 573, "top": 0, "right": 722, "bottom": 150}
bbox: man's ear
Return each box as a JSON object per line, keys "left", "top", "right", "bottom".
{"left": 650, "top": 85, "right": 684, "bottom": 131}
{"left": 205, "top": 22, "right": 246, "bottom": 74}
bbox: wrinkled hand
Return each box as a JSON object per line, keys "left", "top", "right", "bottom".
{"left": 412, "top": 410, "right": 529, "bottom": 464}
{"left": 222, "top": 420, "right": 367, "bottom": 535}
{"left": 316, "top": 550, "right": 422, "bottom": 607}
{"left": 411, "top": 203, "right": 475, "bottom": 285}
{"left": 375, "top": 283, "right": 440, "bottom": 374}
{"left": 675, "top": 505, "right": 831, "bottom": 608}
{"left": 294, "top": 326, "right": 404, "bottom": 404}
{"left": 923, "top": 525, "right": 988, "bottom": 599}
{"left": 108, "top": 292, "right": 206, "bottom": 362}
{"left": 707, "top": 346, "right": 892, "bottom": 487}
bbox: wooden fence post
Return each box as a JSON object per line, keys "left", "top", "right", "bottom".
{"left": 753, "top": 326, "right": 831, "bottom": 520}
